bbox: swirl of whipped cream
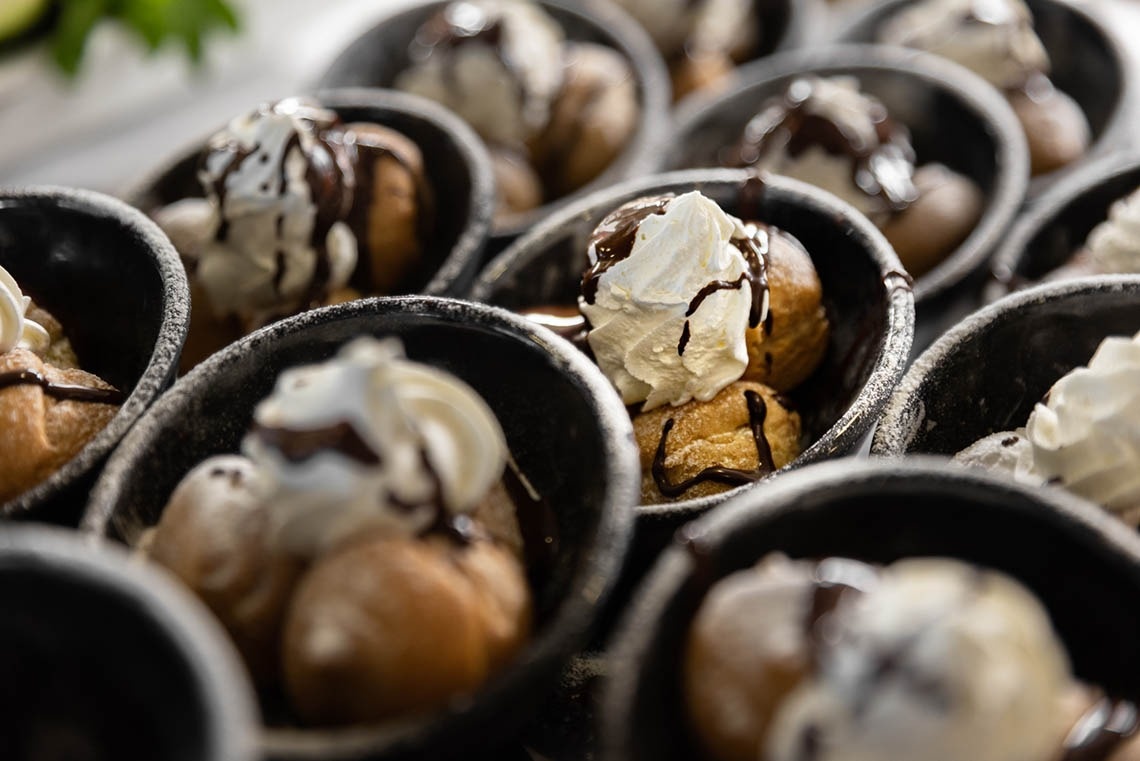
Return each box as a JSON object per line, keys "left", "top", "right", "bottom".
{"left": 879, "top": 0, "right": 1049, "bottom": 91}
{"left": 396, "top": 0, "right": 565, "bottom": 146}
{"left": 579, "top": 191, "right": 769, "bottom": 411}
{"left": 734, "top": 76, "right": 918, "bottom": 223}
{"left": 0, "top": 264, "right": 50, "bottom": 355}
{"left": 1024, "top": 332, "right": 1140, "bottom": 525}
{"left": 243, "top": 337, "right": 508, "bottom": 555}
{"left": 195, "top": 99, "right": 358, "bottom": 328}
{"left": 1084, "top": 186, "right": 1140, "bottom": 275}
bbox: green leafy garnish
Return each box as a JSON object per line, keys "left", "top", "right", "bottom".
{"left": 51, "top": 0, "right": 240, "bottom": 76}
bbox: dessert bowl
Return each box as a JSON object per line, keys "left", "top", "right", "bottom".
{"left": 471, "top": 168, "right": 913, "bottom": 531}
{"left": 0, "top": 186, "right": 189, "bottom": 524}
{"left": 989, "top": 152, "right": 1140, "bottom": 298}
{"left": 602, "top": 457, "right": 1140, "bottom": 761}
{"left": 0, "top": 524, "right": 257, "bottom": 761}
{"left": 124, "top": 88, "right": 493, "bottom": 301}
{"left": 82, "top": 295, "right": 639, "bottom": 760}
{"left": 839, "top": 0, "right": 1129, "bottom": 196}
{"left": 667, "top": 44, "right": 1029, "bottom": 311}
{"left": 315, "top": 0, "right": 671, "bottom": 244}
{"left": 872, "top": 275, "right": 1140, "bottom": 458}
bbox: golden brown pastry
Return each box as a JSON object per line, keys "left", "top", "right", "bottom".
{"left": 490, "top": 146, "right": 545, "bottom": 223}
{"left": 633, "top": 380, "right": 800, "bottom": 504}
{"left": 1008, "top": 78, "right": 1091, "bottom": 177}
{"left": 671, "top": 51, "right": 735, "bottom": 102}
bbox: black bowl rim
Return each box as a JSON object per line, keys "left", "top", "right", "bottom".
{"left": 118, "top": 87, "right": 496, "bottom": 298}
{"left": 600, "top": 454, "right": 1140, "bottom": 761}
{"left": 82, "top": 294, "right": 640, "bottom": 760}
{"left": 0, "top": 185, "right": 190, "bottom": 519}
{"left": 835, "top": 0, "right": 1134, "bottom": 198}
{"left": 871, "top": 273, "right": 1140, "bottom": 455}
{"left": 669, "top": 43, "right": 1030, "bottom": 304}
{"left": 313, "top": 0, "right": 673, "bottom": 242}
{"left": 470, "top": 167, "right": 916, "bottom": 520}
{"left": 989, "top": 150, "right": 1140, "bottom": 292}
{"left": 0, "top": 523, "right": 259, "bottom": 761}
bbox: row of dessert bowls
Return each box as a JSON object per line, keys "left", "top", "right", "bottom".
{"left": 6, "top": 177, "right": 1140, "bottom": 759}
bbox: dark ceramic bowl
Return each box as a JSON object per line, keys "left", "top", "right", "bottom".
{"left": 0, "top": 186, "right": 189, "bottom": 524}
{"left": 839, "top": 0, "right": 1131, "bottom": 197}
{"left": 668, "top": 45, "right": 1029, "bottom": 310}
{"left": 472, "top": 168, "right": 914, "bottom": 526}
{"left": 0, "top": 524, "right": 257, "bottom": 761}
{"left": 988, "top": 153, "right": 1140, "bottom": 299}
{"left": 872, "top": 276, "right": 1140, "bottom": 457}
{"left": 602, "top": 457, "right": 1140, "bottom": 761}
{"left": 82, "top": 295, "right": 639, "bottom": 761}
{"left": 124, "top": 88, "right": 494, "bottom": 298}
{"left": 315, "top": 0, "right": 671, "bottom": 244}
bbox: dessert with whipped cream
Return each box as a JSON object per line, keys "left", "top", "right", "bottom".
{"left": 146, "top": 337, "right": 543, "bottom": 725}
{"left": 1044, "top": 185, "right": 1140, "bottom": 282}
{"left": 954, "top": 331, "right": 1140, "bottom": 526}
{"left": 724, "top": 76, "right": 984, "bottom": 277}
{"left": 153, "top": 98, "right": 434, "bottom": 370}
{"left": 0, "top": 264, "right": 123, "bottom": 502}
{"left": 395, "top": 0, "right": 639, "bottom": 222}
{"left": 878, "top": 0, "right": 1090, "bottom": 176}
{"left": 567, "top": 189, "right": 828, "bottom": 503}
{"left": 685, "top": 553, "right": 1140, "bottom": 761}
{"left": 611, "top": 0, "right": 758, "bottom": 100}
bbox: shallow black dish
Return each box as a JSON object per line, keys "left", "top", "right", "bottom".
{"left": 124, "top": 88, "right": 494, "bottom": 298}
{"left": 0, "top": 524, "right": 257, "bottom": 761}
{"left": 989, "top": 153, "right": 1140, "bottom": 298}
{"left": 839, "top": 0, "right": 1130, "bottom": 197}
{"left": 872, "top": 276, "right": 1140, "bottom": 456}
{"left": 315, "top": 0, "right": 671, "bottom": 244}
{"left": 82, "top": 295, "right": 639, "bottom": 761}
{"left": 602, "top": 457, "right": 1140, "bottom": 761}
{"left": 0, "top": 186, "right": 189, "bottom": 524}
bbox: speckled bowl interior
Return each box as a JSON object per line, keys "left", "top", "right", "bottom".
{"left": 873, "top": 276, "right": 1140, "bottom": 456}
{"left": 990, "top": 154, "right": 1140, "bottom": 293}
{"left": 602, "top": 458, "right": 1140, "bottom": 761}
{"left": 82, "top": 295, "right": 638, "bottom": 761}
{"left": 0, "top": 187, "right": 188, "bottom": 523}
{"left": 0, "top": 525, "right": 257, "bottom": 761}
{"left": 124, "top": 89, "right": 494, "bottom": 297}
{"left": 839, "top": 0, "right": 1129, "bottom": 195}
{"left": 668, "top": 45, "right": 1028, "bottom": 306}
{"left": 315, "top": 0, "right": 671, "bottom": 242}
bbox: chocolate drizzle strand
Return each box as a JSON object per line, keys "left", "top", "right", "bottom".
{"left": 0, "top": 369, "right": 124, "bottom": 405}
{"left": 1061, "top": 697, "right": 1140, "bottom": 761}
{"left": 581, "top": 195, "right": 673, "bottom": 304}
{"left": 252, "top": 421, "right": 380, "bottom": 465}
{"left": 652, "top": 389, "right": 776, "bottom": 498}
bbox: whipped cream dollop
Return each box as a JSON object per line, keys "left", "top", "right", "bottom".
{"left": 579, "top": 191, "right": 769, "bottom": 411}
{"left": 879, "top": 0, "right": 1049, "bottom": 91}
{"left": 243, "top": 337, "right": 508, "bottom": 555}
{"left": 0, "top": 264, "right": 50, "bottom": 355}
{"left": 732, "top": 77, "right": 919, "bottom": 223}
{"left": 190, "top": 99, "right": 359, "bottom": 328}
{"left": 766, "top": 558, "right": 1071, "bottom": 761}
{"left": 1083, "top": 186, "right": 1140, "bottom": 275}
{"left": 397, "top": 0, "right": 565, "bottom": 146}
{"left": 612, "top": 0, "right": 755, "bottom": 58}
{"left": 1023, "top": 332, "right": 1140, "bottom": 524}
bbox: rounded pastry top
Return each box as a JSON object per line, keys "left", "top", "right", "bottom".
{"left": 611, "top": 0, "right": 755, "bottom": 59}
{"left": 1024, "top": 332, "right": 1140, "bottom": 523}
{"left": 1084, "top": 186, "right": 1140, "bottom": 275}
{"left": 578, "top": 190, "right": 770, "bottom": 411}
{"left": 766, "top": 557, "right": 1071, "bottom": 761}
{"left": 0, "top": 264, "right": 49, "bottom": 356}
{"left": 878, "top": 0, "right": 1049, "bottom": 91}
{"left": 243, "top": 336, "right": 508, "bottom": 556}
{"left": 193, "top": 98, "right": 360, "bottom": 328}
{"left": 396, "top": 0, "right": 566, "bottom": 146}
{"left": 728, "top": 77, "right": 919, "bottom": 223}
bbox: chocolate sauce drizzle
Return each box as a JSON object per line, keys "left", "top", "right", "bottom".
{"left": 581, "top": 195, "right": 673, "bottom": 305}
{"left": 0, "top": 369, "right": 124, "bottom": 405}
{"left": 520, "top": 306, "right": 591, "bottom": 355}
{"left": 652, "top": 389, "right": 776, "bottom": 498}
{"left": 1061, "top": 697, "right": 1140, "bottom": 761}
{"left": 727, "top": 77, "right": 919, "bottom": 214}
{"left": 251, "top": 421, "right": 381, "bottom": 466}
